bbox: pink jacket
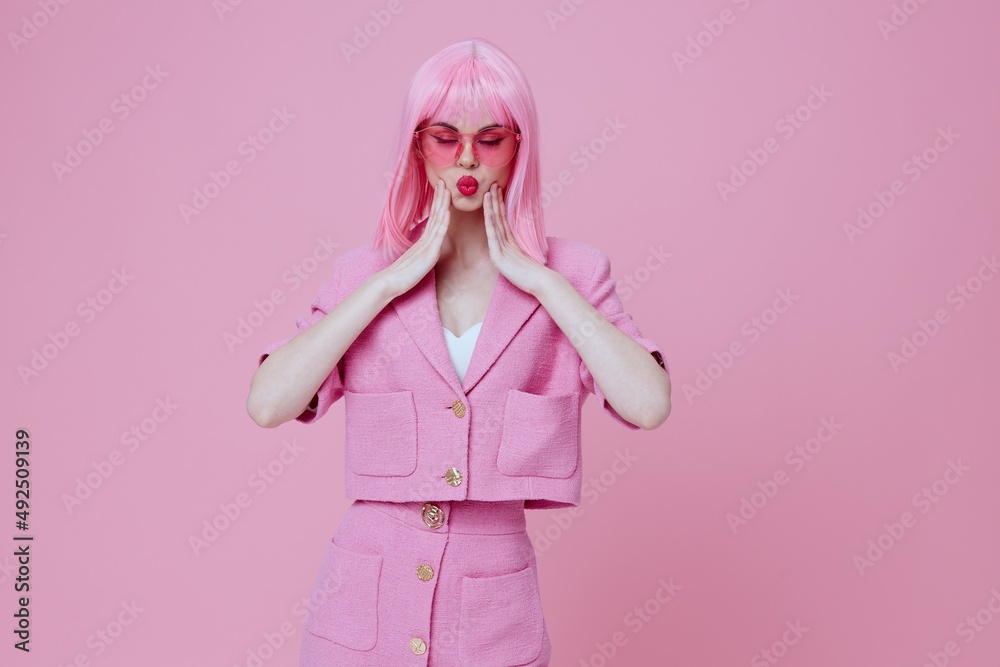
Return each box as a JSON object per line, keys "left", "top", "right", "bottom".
{"left": 258, "top": 222, "right": 668, "bottom": 510}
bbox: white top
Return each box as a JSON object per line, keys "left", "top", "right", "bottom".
{"left": 443, "top": 321, "right": 483, "bottom": 384}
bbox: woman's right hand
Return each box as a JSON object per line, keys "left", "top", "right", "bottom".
{"left": 378, "top": 178, "right": 451, "bottom": 300}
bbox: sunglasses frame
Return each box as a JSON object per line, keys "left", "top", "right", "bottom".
{"left": 413, "top": 125, "right": 522, "bottom": 168}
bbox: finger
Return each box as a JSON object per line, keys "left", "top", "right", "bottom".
{"left": 433, "top": 180, "right": 443, "bottom": 219}
{"left": 425, "top": 181, "right": 437, "bottom": 231}
{"left": 484, "top": 191, "right": 497, "bottom": 240}
{"left": 490, "top": 186, "right": 507, "bottom": 244}
{"left": 497, "top": 185, "right": 508, "bottom": 227}
{"left": 437, "top": 186, "right": 451, "bottom": 237}
{"left": 483, "top": 193, "right": 496, "bottom": 247}
{"left": 429, "top": 180, "right": 443, "bottom": 231}
{"left": 427, "top": 185, "right": 445, "bottom": 253}
{"left": 499, "top": 192, "right": 513, "bottom": 245}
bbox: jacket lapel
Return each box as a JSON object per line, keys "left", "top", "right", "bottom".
{"left": 389, "top": 220, "right": 541, "bottom": 396}
{"left": 460, "top": 268, "right": 540, "bottom": 393}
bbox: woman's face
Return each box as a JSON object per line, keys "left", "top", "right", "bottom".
{"left": 418, "top": 112, "right": 516, "bottom": 215}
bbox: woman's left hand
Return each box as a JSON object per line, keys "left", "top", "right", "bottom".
{"left": 483, "top": 183, "right": 550, "bottom": 296}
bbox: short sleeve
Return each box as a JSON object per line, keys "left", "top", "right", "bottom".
{"left": 257, "top": 261, "right": 347, "bottom": 424}
{"left": 579, "top": 250, "right": 669, "bottom": 430}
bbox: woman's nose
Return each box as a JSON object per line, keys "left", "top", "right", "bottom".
{"left": 457, "top": 138, "right": 478, "bottom": 167}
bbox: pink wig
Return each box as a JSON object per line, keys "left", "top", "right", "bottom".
{"left": 372, "top": 38, "right": 548, "bottom": 265}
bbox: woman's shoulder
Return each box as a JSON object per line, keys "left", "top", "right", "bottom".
{"left": 544, "top": 235, "right": 607, "bottom": 284}
{"left": 331, "top": 243, "right": 392, "bottom": 279}
{"left": 545, "top": 234, "right": 604, "bottom": 257}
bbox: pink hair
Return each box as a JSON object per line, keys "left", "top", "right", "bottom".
{"left": 372, "top": 38, "right": 548, "bottom": 265}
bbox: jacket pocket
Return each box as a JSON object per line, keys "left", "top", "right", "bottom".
{"left": 496, "top": 389, "right": 580, "bottom": 478}
{"left": 459, "top": 564, "right": 546, "bottom": 666}
{"left": 345, "top": 390, "right": 418, "bottom": 476}
{"left": 305, "top": 539, "right": 383, "bottom": 651}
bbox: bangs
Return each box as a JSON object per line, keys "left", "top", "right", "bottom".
{"left": 424, "top": 59, "right": 519, "bottom": 132}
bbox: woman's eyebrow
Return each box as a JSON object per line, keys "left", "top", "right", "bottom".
{"left": 430, "top": 121, "right": 503, "bottom": 131}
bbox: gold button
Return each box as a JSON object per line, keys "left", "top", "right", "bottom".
{"left": 444, "top": 467, "right": 462, "bottom": 486}
{"left": 416, "top": 563, "right": 434, "bottom": 581}
{"left": 451, "top": 399, "right": 466, "bottom": 418}
{"left": 410, "top": 637, "right": 426, "bottom": 654}
{"left": 421, "top": 503, "right": 445, "bottom": 529}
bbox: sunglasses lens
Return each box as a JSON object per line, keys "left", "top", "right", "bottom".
{"left": 416, "top": 129, "right": 517, "bottom": 167}
{"left": 417, "top": 129, "right": 459, "bottom": 165}
{"left": 475, "top": 130, "right": 517, "bottom": 167}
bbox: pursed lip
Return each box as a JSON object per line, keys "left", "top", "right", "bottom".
{"left": 456, "top": 175, "right": 479, "bottom": 195}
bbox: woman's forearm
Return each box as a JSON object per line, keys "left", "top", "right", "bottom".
{"left": 533, "top": 268, "right": 671, "bottom": 429}
{"left": 246, "top": 271, "right": 396, "bottom": 428}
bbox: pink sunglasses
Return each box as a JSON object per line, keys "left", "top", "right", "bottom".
{"left": 413, "top": 125, "right": 521, "bottom": 168}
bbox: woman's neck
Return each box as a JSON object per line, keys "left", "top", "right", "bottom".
{"left": 439, "top": 210, "right": 490, "bottom": 270}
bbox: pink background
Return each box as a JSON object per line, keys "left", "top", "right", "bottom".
{"left": 3, "top": 0, "right": 999, "bottom": 665}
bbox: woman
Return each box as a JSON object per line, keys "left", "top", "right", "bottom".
{"left": 247, "top": 38, "right": 671, "bottom": 666}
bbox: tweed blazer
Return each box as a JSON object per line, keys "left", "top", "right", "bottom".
{"left": 258, "top": 221, "right": 668, "bottom": 509}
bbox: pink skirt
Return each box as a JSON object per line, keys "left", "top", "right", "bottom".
{"left": 299, "top": 498, "right": 552, "bottom": 666}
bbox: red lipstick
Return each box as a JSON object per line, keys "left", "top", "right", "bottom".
{"left": 457, "top": 175, "right": 479, "bottom": 196}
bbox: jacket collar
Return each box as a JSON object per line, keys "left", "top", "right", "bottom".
{"left": 389, "top": 219, "right": 541, "bottom": 396}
